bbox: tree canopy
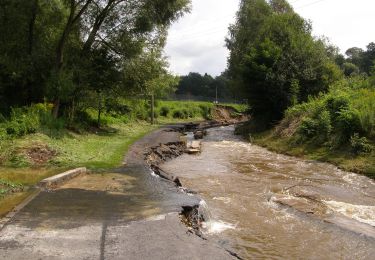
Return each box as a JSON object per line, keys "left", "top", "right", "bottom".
{"left": 0, "top": 0, "right": 190, "bottom": 117}
{"left": 226, "top": 0, "right": 341, "bottom": 125}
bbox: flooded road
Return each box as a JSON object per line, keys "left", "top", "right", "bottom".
{"left": 162, "top": 126, "right": 375, "bottom": 259}
{"left": 0, "top": 127, "right": 233, "bottom": 260}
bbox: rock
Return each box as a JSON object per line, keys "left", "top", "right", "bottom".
{"left": 194, "top": 130, "right": 204, "bottom": 139}
{"left": 186, "top": 149, "right": 201, "bottom": 154}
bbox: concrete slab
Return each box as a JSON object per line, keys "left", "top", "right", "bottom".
{"left": 38, "top": 167, "right": 87, "bottom": 189}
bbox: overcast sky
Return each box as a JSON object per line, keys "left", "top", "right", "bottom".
{"left": 164, "top": 0, "right": 375, "bottom": 76}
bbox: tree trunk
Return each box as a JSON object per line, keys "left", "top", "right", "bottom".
{"left": 26, "top": 0, "right": 38, "bottom": 104}
{"left": 82, "top": 1, "right": 114, "bottom": 54}
{"left": 28, "top": 0, "right": 38, "bottom": 55}
{"left": 53, "top": 0, "right": 92, "bottom": 118}
{"left": 52, "top": 98, "right": 60, "bottom": 118}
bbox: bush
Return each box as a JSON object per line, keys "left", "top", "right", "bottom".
{"left": 159, "top": 106, "right": 170, "bottom": 117}
{"left": 0, "top": 127, "right": 7, "bottom": 140}
{"left": 299, "top": 117, "right": 318, "bottom": 139}
{"left": 350, "top": 133, "right": 373, "bottom": 155}
{"left": 325, "top": 94, "right": 350, "bottom": 121}
{"left": 105, "top": 101, "right": 131, "bottom": 117}
{"left": 172, "top": 109, "right": 187, "bottom": 119}
{"left": 335, "top": 108, "right": 362, "bottom": 142}
{"left": 3, "top": 106, "right": 45, "bottom": 136}
{"left": 298, "top": 110, "right": 331, "bottom": 143}
{"left": 199, "top": 104, "right": 212, "bottom": 119}
{"left": 75, "top": 110, "right": 95, "bottom": 125}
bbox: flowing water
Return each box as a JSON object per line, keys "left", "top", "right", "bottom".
{"left": 162, "top": 126, "right": 375, "bottom": 259}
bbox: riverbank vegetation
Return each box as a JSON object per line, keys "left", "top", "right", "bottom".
{"left": 243, "top": 77, "right": 375, "bottom": 179}
{"left": 228, "top": 0, "right": 375, "bottom": 178}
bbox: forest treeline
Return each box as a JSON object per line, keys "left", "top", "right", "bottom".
{"left": 228, "top": 0, "right": 375, "bottom": 159}
{"left": 174, "top": 72, "right": 233, "bottom": 101}
{"left": 0, "top": 0, "right": 191, "bottom": 122}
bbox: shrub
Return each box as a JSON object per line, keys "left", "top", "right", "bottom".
{"left": 298, "top": 110, "right": 331, "bottom": 143}
{"left": 325, "top": 94, "right": 350, "bottom": 121}
{"left": 74, "top": 110, "right": 96, "bottom": 127}
{"left": 105, "top": 101, "right": 131, "bottom": 117}
{"left": 350, "top": 133, "right": 373, "bottom": 155}
{"left": 199, "top": 104, "right": 212, "bottom": 119}
{"left": 299, "top": 117, "right": 318, "bottom": 139}
{"left": 172, "top": 109, "right": 187, "bottom": 119}
{"left": 335, "top": 108, "right": 362, "bottom": 142}
{"left": 0, "top": 127, "right": 7, "bottom": 140}
{"left": 159, "top": 106, "right": 170, "bottom": 117}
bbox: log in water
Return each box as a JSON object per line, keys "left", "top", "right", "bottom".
{"left": 162, "top": 126, "right": 375, "bottom": 259}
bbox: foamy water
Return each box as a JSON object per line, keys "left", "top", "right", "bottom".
{"left": 324, "top": 200, "right": 375, "bottom": 227}
{"left": 202, "top": 220, "right": 236, "bottom": 234}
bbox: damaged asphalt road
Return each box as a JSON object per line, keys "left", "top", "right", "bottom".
{"left": 0, "top": 125, "right": 234, "bottom": 260}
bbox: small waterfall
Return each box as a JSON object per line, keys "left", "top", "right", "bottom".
{"left": 199, "top": 200, "right": 213, "bottom": 222}
{"left": 199, "top": 199, "right": 235, "bottom": 234}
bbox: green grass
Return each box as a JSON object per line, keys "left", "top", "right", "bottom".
{"left": 0, "top": 122, "right": 157, "bottom": 171}
{"left": 0, "top": 122, "right": 157, "bottom": 217}
{"left": 48, "top": 122, "right": 157, "bottom": 169}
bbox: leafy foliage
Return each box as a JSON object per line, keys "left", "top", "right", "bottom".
{"left": 279, "top": 77, "right": 375, "bottom": 150}
{"left": 226, "top": 0, "right": 342, "bottom": 125}
{"left": 0, "top": 0, "right": 191, "bottom": 121}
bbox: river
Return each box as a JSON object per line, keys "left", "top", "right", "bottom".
{"left": 161, "top": 125, "right": 375, "bottom": 259}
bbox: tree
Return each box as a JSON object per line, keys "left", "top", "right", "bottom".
{"left": 122, "top": 51, "right": 179, "bottom": 98}
{"left": 345, "top": 47, "right": 364, "bottom": 69}
{"left": 50, "top": 0, "right": 191, "bottom": 117}
{"left": 362, "top": 42, "right": 375, "bottom": 74}
{"left": 0, "top": 0, "right": 66, "bottom": 113}
{"left": 342, "top": 62, "right": 360, "bottom": 77}
{"left": 226, "top": 0, "right": 341, "bottom": 125}
{"left": 226, "top": 0, "right": 272, "bottom": 98}
{"left": 0, "top": 0, "right": 191, "bottom": 119}
{"left": 175, "top": 72, "right": 233, "bottom": 100}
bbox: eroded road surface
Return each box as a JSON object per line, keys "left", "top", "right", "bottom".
{"left": 0, "top": 128, "right": 232, "bottom": 260}
{"left": 162, "top": 126, "right": 375, "bottom": 259}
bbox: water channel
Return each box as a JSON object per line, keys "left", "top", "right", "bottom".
{"left": 162, "top": 126, "right": 375, "bottom": 259}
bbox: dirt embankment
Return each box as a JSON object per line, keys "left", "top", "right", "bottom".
{"left": 211, "top": 105, "right": 248, "bottom": 124}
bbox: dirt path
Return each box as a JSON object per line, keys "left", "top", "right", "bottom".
{"left": 0, "top": 125, "right": 233, "bottom": 260}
